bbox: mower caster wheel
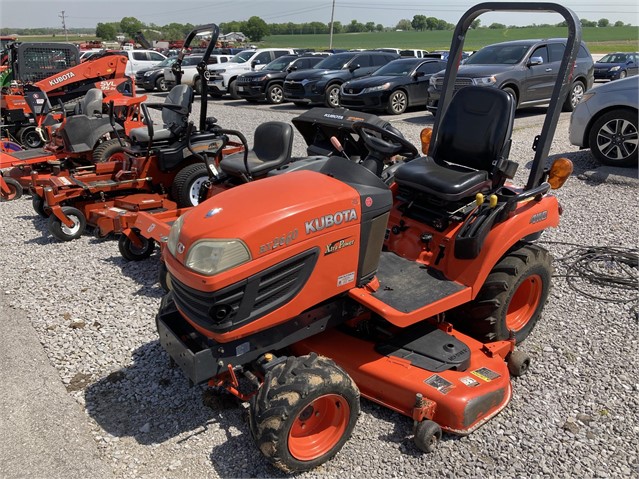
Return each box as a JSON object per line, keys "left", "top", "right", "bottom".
{"left": 414, "top": 420, "right": 442, "bottom": 453}
{"left": 249, "top": 353, "right": 360, "bottom": 473}
{"left": 507, "top": 350, "right": 531, "bottom": 377}
{"left": 48, "top": 206, "right": 86, "bottom": 241}
{"left": 0, "top": 177, "right": 23, "bottom": 201}
{"left": 32, "top": 194, "right": 50, "bottom": 218}
{"left": 118, "top": 230, "right": 155, "bottom": 261}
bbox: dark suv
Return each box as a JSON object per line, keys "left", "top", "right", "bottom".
{"left": 236, "top": 55, "right": 325, "bottom": 104}
{"left": 283, "top": 51, "right": 399, "bottom": 107}
{"left": 427, "top": 38, "right": 594, "bottom": 113}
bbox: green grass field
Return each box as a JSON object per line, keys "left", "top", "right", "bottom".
{"left": 15, "top": 26, "right": 638, "bottom": 54}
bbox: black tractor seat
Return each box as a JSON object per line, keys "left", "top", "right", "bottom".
{"left": 129, "top": 84, "right": 194, "bottom": 144}
{"left": 219, "top": 121, "right": 294, "bottom": 178}
{"left": 395, "top": 86, "right": 517, "bottom": 202}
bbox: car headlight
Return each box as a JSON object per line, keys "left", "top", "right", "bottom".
{"left": 144, "top": 71, "right": 153, "bottom": 77}
{"left": 185, "top": 239, "right": 251, "bottom": 276}
{"left": 474, "top": 76, "right": 497, "bottom": 86}
{"left": 167, "top": 214, "right": 185, "bottom": 257}
{"left": 362, "top": 83, "right": 390, "bottom": 93}
{"left": 609, "top": 66, "right": 620, "bottom": 72}
{"left": 253, "top": 75, "right": 267, "bottom": 82}
{"left": 210, "top": 69, "right": 225, "bottom": 75}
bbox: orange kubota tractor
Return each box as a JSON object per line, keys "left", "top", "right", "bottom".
{"left": 155, "top": 2, "right": 578, "bottom": 473}
{"left": 1, "top": 41, "right": 133, "bottom": 148}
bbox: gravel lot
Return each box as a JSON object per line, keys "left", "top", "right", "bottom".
{"left": 1, "top": 91, "right": 637, "bottom": 478}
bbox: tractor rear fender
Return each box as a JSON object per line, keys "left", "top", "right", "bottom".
{"left": 443, "top": 195, "right": 560, "bottom": 295}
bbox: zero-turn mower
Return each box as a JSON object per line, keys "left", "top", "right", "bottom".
{"left": 156, "top": 2, "right": 578, "bottom": 472}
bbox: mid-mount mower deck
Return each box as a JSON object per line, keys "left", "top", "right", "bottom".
{"left": 155, "top": 2, "right": 579, "bottom": 473}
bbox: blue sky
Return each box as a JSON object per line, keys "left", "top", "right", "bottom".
{"left": 1, "top": 0, "right": 637, "bottom": 29}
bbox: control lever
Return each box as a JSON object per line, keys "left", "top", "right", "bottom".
{"left": 330, "top": 136, "right": 351, "bottom": 161}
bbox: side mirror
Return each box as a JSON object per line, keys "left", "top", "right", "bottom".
{"left": 414, "top": 71, "right": 425, "bottom": 78}
{"left": 348, "top": 63, "right": 360, "bottom": 72}
{"left": 528, "top": 56, "right": 544, "bottom": 66}
{"left": 251, "top": 60, "right": 259, "bottom": 69}
{"left": 287, "top": 65, "right": 297, "bottom": 72}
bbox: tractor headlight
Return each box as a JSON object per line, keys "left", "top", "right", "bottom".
{"left": 167, "top": 214, "right": 185, "bottom": 257}
{"left": 609, "top": 66, "right": 620, "bottom": 71}
{"left": 362, "top": 82, "right": 390, "bottom": 93}
{"left": 185, "top": 239, "right": 251, "bottom": 276}
{"left": 474, "top": 76, "right": 497, "bottom": 86}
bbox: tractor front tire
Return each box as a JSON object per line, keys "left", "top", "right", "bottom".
{"left": 249, "top": 353, "right": 359, "bottom": 473}
{"left": 0, "top": 177, "right": 23, "bottom": 201}
{"left": 118, "top": 231, "right": 155, "bottom": 261}
{"left": 48, "top": 206, "right": 86, "bottom": 241}
{"left": 451, "top": 243, "right": 552, "bottom": 344}
{"left": 171, "top": 163, "right": 209, "bottom": 207}
{"left": 92, "top": 138, "right": 129, "bottom": 163}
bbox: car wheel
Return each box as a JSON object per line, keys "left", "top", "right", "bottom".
{"left": 588, "top": 108, "right": 638, "bottom": 167}
{"left": 386, "top": 90, "right": 408, "bottom": 115}
{"left": 266, "top": 83, "right": 284, "bottom": 104}
{"left": 194, "top": 78, "right": 203, "bottom": 95}
{"left": 156, "top": 76, "right": 168, "bottom": 92}
{"left": 562, "top": 81, "right": 584, "bottom": 112}
{"left": 228, "top": 79, "right": 240, "bottom": 100}
{"left": 618, "top": 70, "right": 627, "bottom": 80}
{"left": 324, "top": 84, "right": 341, "bottom": 108}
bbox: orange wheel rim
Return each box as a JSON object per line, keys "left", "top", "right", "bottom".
{"left": 506, "top": 274, "right": 542, "bottom": 331}
{"left": 288, "top": 394, "right": 350, "bottom": 461}
{"left": 108, "top": 152, "right": 126, "bottom": 162}
{"left": 4, "top": 184, "right": 17, "bottom": 200}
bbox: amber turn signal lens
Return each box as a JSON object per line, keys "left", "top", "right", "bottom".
{"left": 420, "top": 127, "right": 433, "bottom": 154}
{"left": 548, "top": 157, "right": 573, "bottom": 189}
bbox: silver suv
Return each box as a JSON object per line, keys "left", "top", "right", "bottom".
{"left": 427, "top": 38, "right": 594, "bottom": 113}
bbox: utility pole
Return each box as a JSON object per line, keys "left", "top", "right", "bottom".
{"left": 59, "top": 10, "right": 68, "bottom": 41}
{"left": 328, "top": 0, "right": 336, "bottom": 50}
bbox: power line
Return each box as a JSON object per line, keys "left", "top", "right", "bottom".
{"left": 59, "top": 10, "right": 68, "bottom": 41}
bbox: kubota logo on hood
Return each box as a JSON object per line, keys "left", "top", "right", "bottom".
{"left": 305, "top": 209, "right": 357, "bottom": 234}
{"left": 48, "top": 71, "right": 75, "bottom": 86}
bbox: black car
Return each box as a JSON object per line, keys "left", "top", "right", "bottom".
{"left": 593, "top": 52, "right": 639, "bottom": 81}
{"left": 136, "top": 57, "right": 176, "bottom": 92}
{"left": 427, "top": 38, "right": 594, "bottom": 113}
{"left": 236, "top": 55, "right": 325, "bottom": 104}
{"left": 340, "top": 58, "right": 446, "bottom": 115}
{"left": 283, "top": 51, "right": 399, "bottom": 108}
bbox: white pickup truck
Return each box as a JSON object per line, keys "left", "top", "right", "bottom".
{"left": 206, "top": 48, "right": 296, "bottom": 99}
{"left": 164, "top": 54, "right": 233, "bottom": 94}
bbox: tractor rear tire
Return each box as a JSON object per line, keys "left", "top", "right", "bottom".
{"left": 171, "top": 163, "right": 209, "bottom": 207}
{"left": 92, "top": 138, "right": 129, "bottom": 163}
{"left": 32, "top": 194, "right": 49, "bottom": 217}
{"left": 450, "top": 243, "right": 552, "bottom": 344}
{"left": 48, "top": 206, "right": 86, "bottom": 241}
{"left": 118, "top": 230, "right": 155, "bottom": 261}
{"left": 0, "top": 177, "right": 23, "bottom": 201}
{"left": 249, "top": 353, "right": 359, "bottom": 473}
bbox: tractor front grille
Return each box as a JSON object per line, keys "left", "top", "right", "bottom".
{"left": 171, "top": 248, "right": 319, "bottom": 334}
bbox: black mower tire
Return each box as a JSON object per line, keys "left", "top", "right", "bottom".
{"left": 48, "top": 206, "right": 86, "bottom": 241}
{"left": 32, "top": 194, "right": 50, "bottom": 217}
{"left": 19, "top": 126, "right": 44, "bottom": 149}
{"left": 0, "top": 177, "right": 23, "bottom": 201}
{"left": 118, "top": 231, "right": 156, "bottom": 261}
{"left": 507, "top": 350, "right": 531, "bottom": 377}
{"left": 413, "top": 420, "right": 442, "bottom": 453}
{"left": 92, "top": 138, "right": 130, "bottom": 163}
{"left": 249, "top": 353, "right": 360, "bottom": 474}
{"left": 451, "top": 243, "right": 552, "bottom": 344}
{"left": 588, "top": 108, "right": 638, "bottom": 167}
{"left": 171, "top": 163, "right": 209, "bottom": 207}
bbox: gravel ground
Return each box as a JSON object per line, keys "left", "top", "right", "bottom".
{"left": 0, "top": 92, "right": 637, "bottom": 478}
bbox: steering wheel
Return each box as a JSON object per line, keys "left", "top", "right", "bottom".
{"left": 352, "top": 121, "right": 419, "bottom": 160}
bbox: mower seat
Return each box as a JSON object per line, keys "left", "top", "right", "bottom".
{"left": 394, "top": 87, "right": 517, "bottom": 202}
{"left": 129, "top": 84, "right": 193, "bottom": 144}
{"left": 74, "top": 88, "right": 104, "bottom": 116}
{"left": 219, "top": 122, "right": 294, "bottom": 178}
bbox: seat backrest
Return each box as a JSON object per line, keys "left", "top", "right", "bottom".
{"left": 252, "top": 121, "right": 294, "bottom": 163}
{"left": 432, "top": 86, "right": 515, "bottom": 173}
{"left": 77, "top": 88, "right": 104, "bottom": 116}
{"left": 162, "top": 84, "right": 193, "bottom": 131}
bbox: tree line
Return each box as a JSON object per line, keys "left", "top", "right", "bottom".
{"left": 1, "top": 15, "right": 632, "bottom": 43}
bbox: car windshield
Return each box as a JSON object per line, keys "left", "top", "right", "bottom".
{"left": 264, "top": 57, "right": 295, "bottom": 71}
{"left": 372, "top": 60, "right": 419, "bottom": 76}
{"left": 465, "top": 44, "right": 533, "bottom": 65}
{"left": 182, "top": 56, "right": 202, "bottom": 66}
{"left": 229, "top": 51, "right": 255, "bottom": 63}
{"left": 599, "top": 53, "right": 629, "bottom": 63}
{"left": 315, "top": 54, "right": 357, "bottom": 70}
{"left": 157, "top": 57, "right": 176, "bottom": 68}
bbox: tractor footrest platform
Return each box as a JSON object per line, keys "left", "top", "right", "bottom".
{"left": 5, "top": 148, "right": 50, "bottom": 160}
{"left": 372, "top": 252, "right": 465, "bottom": 312}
